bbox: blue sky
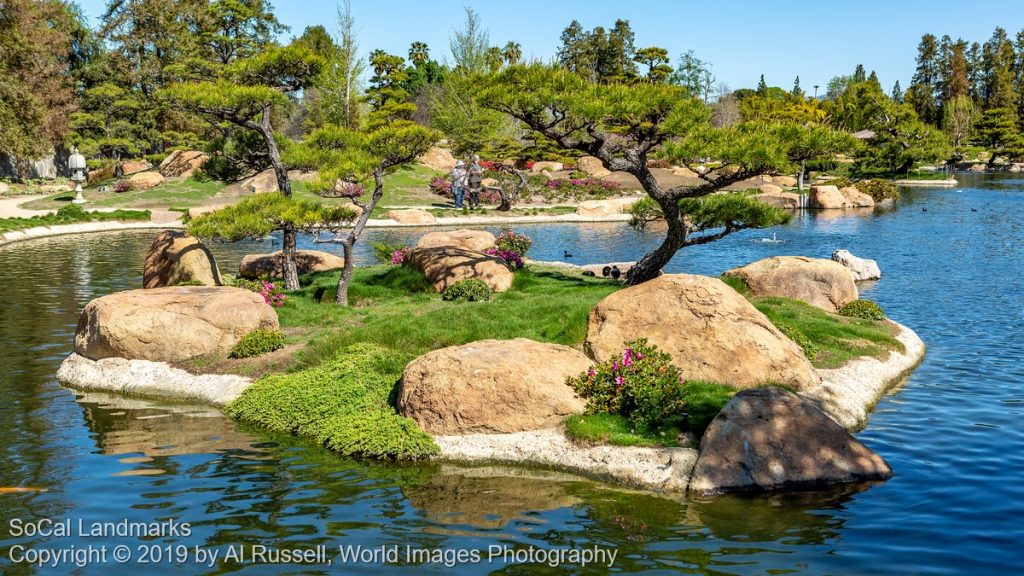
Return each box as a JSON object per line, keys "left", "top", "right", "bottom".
{"left": 76, "top": 0, "right": 1024, "bottom": 92}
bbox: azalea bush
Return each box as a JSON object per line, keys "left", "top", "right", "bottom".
{"left": 429, "top": 176, "right": 451, "bottom": 196}
{"left": 568, "top": 339, "right": 686, "bottom": 430}
{"left": 390, "top": 247, "right": 410, "bottom": 265}
{"left": 113, "top": 180, "right": 131, "bottom": 193}
{"left": 541, "top": 177, "right": 621, "bottom": 201}
{"left": 486, "top": 230, "right": 531, "bottom": 269}
{"left": 259, "top": 280, "right": 287, "bottom": 307}
{"left": 371, "top": 241, "right": 408, "bottom": 265}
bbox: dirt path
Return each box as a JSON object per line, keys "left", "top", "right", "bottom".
{"left": 0, "top": 195, "right": 54, "bottom": 218}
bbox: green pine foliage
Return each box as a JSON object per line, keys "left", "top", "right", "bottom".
{"left": 225, "top": 343, "right": 438, "bottom": 460}
{"left": 187, "top": 193, "right": 357, "bottom": 240}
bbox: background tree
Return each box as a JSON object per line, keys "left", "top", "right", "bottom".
{"left": 855, "top": 100, "right": 950, "bottom": 174}
{"left": 555, "top": 18, "right": 637, "bottom": 83}
{"left": 943, "top": 94, "right": 976, "bottom": 151}
{"left": 670, "top": 50, "right": 714, "bottom": 102}
{"left": 480, "top": 64, "right": 800, "bottom": 284}
{"left": 633, "top": 47, "right": 672, "bottom": 83}
{"left": 289, "top": 123, "right": 437, "bottom": 305}
{"left": 791, "top": 76, "right": 804, "bottom": 99}
{"left": 450, "top": 6, "right": 490, "bottom": 74}
{"left": 975, "top": 107, "right": 1021, "bottom": 163}
{"left": 366, "top": 50, "right": 415, "bottom": 128}
{"left": 408, "top": 41, "right": 429, "bottom": 65}
{"left": 502, "top": 41, "right": 522, "bottom": 65}
{"left": 774, "top": 124, "right": 857, "bottom": 190}
{"left": 162, "top": 44, "right": 324, "bottom": 290}
{"left": 315, "top": 0, "right": 366, "bottom": 130}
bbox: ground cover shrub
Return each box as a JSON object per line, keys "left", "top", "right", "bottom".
{"left": 230, "top": 328, "right": 285, "bottom": 358}
{"left": 542, "top": 177, "right": 621, "bottom": 201}
{"left": 225, "top": 343, "right": 438, "bottom": 460}
{"left": 485, "top": 230, "right": 531, "bottom": 269}
{"left": 858, "top": 179, "right": 900, "bottom": 202}
{"left": 839, "top": 299, "right": 886, "bottom": 321}
{"left": 441, "top": 278, "right": 492, "bottom": 302}
{"left": 428, "top": 176, "right": 451, "bottom": 196}
{"left": 567, "top": 339, "right": 686, "bottom": 431}
{"left": 371, "top": 241, "right": 408, "bottom": 264}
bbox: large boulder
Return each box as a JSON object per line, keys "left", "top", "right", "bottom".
{"left": 724, "top": 256, "right": 859, "bottom": 313}
{"left": 406, "top": 246, "right": 514, "bottom": 293}
{"left": 585, "top": 274, "right": 820, "bottom": 391}
{"left": 416, "top": 229, "right": 496, "bottom": 251}
{"left": 754, "top": 191, "right": 801, "bottom": 209}
{"left": 143, "top": 231, "right": 218, "bottom": 288}
{"left": 530, "top": 161, "right": 563, "bottom": 173}
{"left": 672, "top": 165, "right": 700, "bottom": 178}
{"left": 575, "top": 197, "right": 640, "bottom": 217}
{"left": 758, "top": 183, "right": 784, "bottom": 195}
{"left": 239, "top": 250, "right": 345, "bottom": 280}
{"left": 159, "top": 150, "right": 208, "bottom": 178}
{"left": 119, "top": 159, "right": 152, "bottom": 175}
{"left": 128, "top": 171, "right": 165, "bottom": 191}
{"left": 418, "top": 147, "right": 457, "bottom": 172}
{"left": 807, "top": 185, "right": 846, "bottom": 209}
{"left": 398, "top": 338, "right": 589, "bottom": 434}
{"left": 240, "top": 169, "right": 278, "bottom": 194}
{"left": 74, "top": 286, "right": 279, "bottom": 363}
{"left": 688, "top": 387, "right": 893, "bottom": 494}
{"left": 831, "top": 249, "right": 881, "bottom": 281}
{"left": 384, "top": 208, "right": 436, "bottom": 225}
{"left": 772, "top": 175, "right": 798, "bottom": 187}
{"left": 578, "top": 156, "right": 611, "bottom": 177}
{"left": 840, "top": 186, "right": 875, "bottom": 208}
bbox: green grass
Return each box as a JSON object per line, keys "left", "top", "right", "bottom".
{"left": 277, "top": 265, "right": 621, "bottom": 369}
{"left": 752, "top": 297, "right": 903, "bottom": 368}
{"left": 23, "top": 177, "right": 224, "bottom": 210}
{"left": 564, "top": 380, "right": 737, "bottom": 446}
{"left": 293, "top": 164, "right": 443, "bottom": 211}
{"left": 0, "top": 207, "right": 151, "bottom": 234}
{"left": 225, "top": 342, "right": 438, "bottom": 460}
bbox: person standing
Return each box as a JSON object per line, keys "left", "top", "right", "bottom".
{"left": 467, "top": 155, "right": 484, "bottom": 209}
{"left": 450, "top": 160, "right": 468, "bottom": 208}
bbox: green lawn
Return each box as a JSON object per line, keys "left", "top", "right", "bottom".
{"left": 293, "top": 164, "right": 444, "bottom": 212}
{"left": 0, "top": 206, "right": 151, "bottom": 234}
{"left": 23, "top": 177, "right": 224, "bottom": 211}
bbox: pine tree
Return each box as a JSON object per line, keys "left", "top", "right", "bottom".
{"left": 791, "top": 76, "right": 804, "bottom": 99}
{"left": 854, "top": 64, "right": 867, "bottom": 83}
{"left": 891, "top": 80, "right": 904, "bottom": 103}
{"left": 756, "top": 74, "right": 768, "bottom": 95}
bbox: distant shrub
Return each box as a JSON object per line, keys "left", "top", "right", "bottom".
{"left": 225, "top": 343, "right": 438, "bottom": 460}
{"left": 839, "top": 299, "right": 886, "bottom": 321}
{"left": 428, "top": 176, "right": 452, "bottom": 196}
{"left": 569, "top": 170, "right": 587, "bottom": 179}
{"left": 646, "top": 158, "right": 672, "bottom": 169}
{"left": 55, "top": 204, "right": 86, "bottom": 219}
{"left": 441, "top": 278, "right": 492, "bottom": 302}
{"left": 113, "top": 180, "right": 132, "bottom": 193}
{"left": 568, "top": 339, "right": 686, "bottom": 430}
{"left": 858, "top": 179, "right": 900, "bottom": 202}
{"left": 223, "top": 274, "right": 262, "bottom": 292}
{"left": 626, "top": 197, "right": 663, "bottom": 230}
{"left": 230, "top": 328, "right": 285, "bottom": 359}
{"left": 144, "top": 153, "right": 168, "bottom": 167}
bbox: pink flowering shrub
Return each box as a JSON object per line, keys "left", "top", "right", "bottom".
{"left": 259, "top": 280, "right": 286, "bottom": 307}
{"left": 486, "top": 230, "right": 532, "bottom": 269}
{"left": 542, "top": 177, "right": 621, "bottom": 200}
{"left": 429, "top": 176, "right": 452, "bottom": 196}
{"left": 390, "top": 247, "right": 410, "bottom": 265}
{"left": 334, "top": 181, "right": 365, "bottom": 198}
{"left": 113, "top": 180, "right": 131, "bottom": 193}
{"left": 567, "top": 339, "right": 685, "bottom": 430}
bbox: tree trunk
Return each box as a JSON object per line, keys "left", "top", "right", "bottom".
{"left": 798, "top": 159, "right": 806, "bottom": 192}
{"left": 896, "top": 157, "right": 915, "bottom": 175}
{"left": 335, "top": 240, "right": 355, "bottom": 306}
{"left": 625, "top": 198, "right": 686, "bottom": 285}
{"left": 281, "top": 224, "right": 300, "bottom": 290}
{"left": 334, "top": 169, "right": 385, "bottom": 305}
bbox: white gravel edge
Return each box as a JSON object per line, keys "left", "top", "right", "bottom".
{"left": 0, "top": 221, "right": 184, "bottom": 248}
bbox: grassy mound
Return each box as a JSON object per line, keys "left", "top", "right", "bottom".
{"left": 0, "top": 206, "right": 151, "bottom": 234}
{"left": 225, "top": 342, "right": 437, "bottom": 460}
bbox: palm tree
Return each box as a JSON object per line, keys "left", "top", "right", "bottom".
{"left": 408, "top": 41, "right": 429, "bottom": 65}
{"left": 502, "top": 41, "right": 522, "bottom": 65}
{"left": 485, "top": 46, "right": 504, "bottom": 72}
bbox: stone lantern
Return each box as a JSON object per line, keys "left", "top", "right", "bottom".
{"left": 69, "top": 147, "right": 87, "bottom": 204}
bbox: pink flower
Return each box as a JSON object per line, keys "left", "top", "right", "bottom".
{"left": 587, "top": 368, "right": 596, "bottom": 378}
{"left": 615, "top": 375, "right": 624, "bottom": 388}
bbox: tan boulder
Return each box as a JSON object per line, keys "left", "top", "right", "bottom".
{"left": 418, "top": 147, "right": 457, "bottom": 172}
{"left": 772, "top": 175, "right": 798, "bottom": 187}
{"left": 808, "top": 185, "right": 847, "bottom": 209}
{"left": 397, "top": 338, "right": 589, "bottom": 434}
{"left": 143, "top": 231, "right": 218, "bottom": 288}
{"left": 585, "top": 274, "right": 820, "bottom": 391}
{"left": 1008, "top": 163, "right": 1023, "bottom": 173}
{"left": 575, "top": 197, "right": 640, "bottom": 217}
{"left": 758, "top": 183, "right": 784, "bottom": 194}
{"left": 385, "top": 208, "right": 437, "bottom": 225}
{"left": 74, "top": 286, "right": 279, "bottom": 363}
{"left": 240, "top": 169, "right": 278, "bottom": 194}
{"left": 416, "top": 229, "right": 496, "bottom": 252}
{"left": 239, "top": 250, "right": 345, "bottom": 280}
{"left": 119, "top": 159, "right": 152, "bottom": 175}
{"left": 754, "top": 191, "right": 801, "bottom": 209}
{"left": 688, "top": 387, "right": 893, "bottom": 494}
{"left": 481, "top": 177, "right": 498, "bottom": 187}
{"left": 968, "top": 163, "right": 987, "bottom": 172}
{"left": 128, "top": 171, "right": 165, "bottom": 191}
{"left": 578, "top": 156, "right": 611, "bottom": 177}
{"left": 671, "top": 165, "right": 699, "bottom": 178}
{"left": 530, "top": 161, "right": 563, "bottom": 173}
{"left": 840, "top": 186, "right": 875, "bottom": 208}
{"left": 724, "top": 256, "right": 858, "bottom": 312}
{"left": 406, "top": 246, "right": 514, "bottom": 293}
{"left": 159, "top": 150, "right": 208, "bottom": 178}
{"left": 87, "top": 166, "right": 114, "bottom": 185}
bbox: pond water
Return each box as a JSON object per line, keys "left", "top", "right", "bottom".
{"left": 1, "top": 174, "right": 1022, "bottom": 575}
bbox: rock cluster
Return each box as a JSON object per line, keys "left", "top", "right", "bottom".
{"left": 808, "top": 185, "right": 875, "bottom": 209}
{"left": 405, "top": 246, "right": 514, "bottom": 293}
{"left": 159, "top": 150, "right": 208, "bottom": 178}
{"left": 239, "top": 250, "right": 344, "bottom": 279}
{"left": 831, "top": 249, "right": 882, "bottom": 281}
{"left": 724, "top": 256, "right": 858, "bottom": 313}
